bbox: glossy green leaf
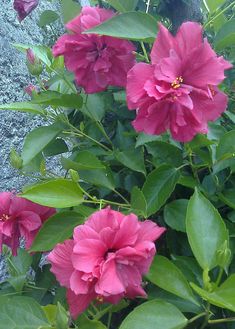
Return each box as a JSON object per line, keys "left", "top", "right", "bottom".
{"left": 164, "top": 199, "right": 188, "bottom": 232}
{"left": 120, "top": 299, "right": 188, "bottom": 329}
{"left": 146, "top": 141, "right": 183, "bottom": 167}
{"left": 79, "top": 168, "right": 115, "bottom": 190}
{"left": 30, "top": 211, "right": 84, "bottom": 252}
{"left": 107, "top": 0, "right": 138, "bottom": 12}
{"left": 81, "top": 93, "right": 111, "bottom": 121}
{"left": 21, "top": 179, "right": 83, "bottom": 208}
{"left": 32, "top": 91, "right": 83, "bottom": 109}
{"left": 142, "top": 165, "right": 180, "bottom": 216}
{"left": 147, "top": 256, "right": 198, "bottom": 305}
{"left": 219, "top": 189, "right": 235, "bottom": 210}
{"left": 61, "top": 0, "right": 81, "bottom": 23}
{"left": 0, "top": 296, "right": 49, "bottom": 329}
{"left": 131, "top": 186, "right": 147, "bottom": 217}
{"left": 191, "top": 274, "right": 235, "bottom": 312}
{"left": 216, "top": 130, "right": 235, "bottom": 160}
{"left": 61, "top": 151, "right": 105, "bottom": 170}
{"left": 21, "top": 124, "right": 62, "bottom": 165}
{"left": 0, "top": 102, "right": 43, "bottom": 115}
{"left": 116, "top": 149, "right": 146, "bottom": 175}
{"left": 43, "top": 138, "right": 68, "bottom": 157}
{"left": 85, "top": 12, "right": 158, "bottom": 42}
{"left": 186, "top": 189, "right": 228, "bottom": 270}
{"left": 204, "top": 0, "right": 226, "bottom": 31}
{"left": 215, "top": 19, "right": 235, "bottom": 50}
{"left": 38, "top": 10, "right": 59, "bottom": 27}
{"left": 76, "top": 314, "right": 107, "bottom": 328}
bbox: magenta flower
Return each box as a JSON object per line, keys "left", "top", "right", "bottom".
{"left": 13, "top": 0, "right": 39, "bottom": 22}
{"left": 0, "top": 192, "right": 55, "bottom": 255}
{"left": 52, "top": 6, "right": 136, "bottom": 93}
{"left": 48, "top": 207, "right": 165, "bottom": 318}
{"left": 127, "top": 22, "right": 232, "bottom": 142}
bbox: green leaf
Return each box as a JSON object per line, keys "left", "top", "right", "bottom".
{"left": 0, "top": 102, "right": 43, "bottom": 115}
{"left": 61, "top": 0, "right": 81, "bottom": 23}
{"left": 75, "top": 314, "right": 107, "bottom": 329}
{"left": 219, "top": 189, "right": 235, "bottom": 210}
{"left": 216, "top": 130, "right": 235, "bottom": 160}
{"left": 0, "top": 296, "right": 49, "bottom": 329}
{"left": 107, "top": 0, "right": 138, "bottom": 12}
{"left": 30, "top": 211, "right": 84, "bottom": 252}
{"left": 131, "top": 186, "right": 147, "bottom": 217}
{"left": 13, "top": 44, "right": 52, "bottom": 66}
{"left": 164, "top": 199, "right": 188, "bottom": 232}
{"left": 215, "top": 19, "right": 235, "bottom": 50}
{"left": 21, "top": 179, "right": 83, "bottom": 208}
{"left": 191, "top": 274, "right": 235, "bottom": 312}
{"left": 43, "top": 138, "right": 68, "bottom": 157}
{"left": 186, "top": 189, "right": 228, "bottom": 270}
{"left": 116, "top": 149, "right": 146, "bottom": 175}
{"left": 147, "top": 256, "right": 198, "bottom": 305}
{"left": 119, "top": 299, "right": 188, "bottom": 329}
{"left": 55, "top": 303, "right": 68, "bottom": 329}
{"left": 61, "top": 151, "right": 105, "bottom": 170}
{"left": 146, "top": 141, "right": 183, "bottom": 167}
{"left": 204, "top": 0, "right": 226, "bottom": 31}
{"left": 142, "top": 165, "right": 180, "bottom": 216}
{"left": 81, "top": 93, "right": 111, "bottom": 121}
{"left": 32, "top": 91, "right": 83, "bottom": 109}
{"left": 79, "top": 168, "right": 115, "bottom": 190}
{"left": 135, "top": 133, "right": 161, "bottom": 147}
{"left": 21, "top": 124, "right": 62, "bottom": 166}
{"left": 85, "top": 12, "right": 158, "bottom": 42}
{"left": 38, "top": 10, "right": 59, "bottom": 27}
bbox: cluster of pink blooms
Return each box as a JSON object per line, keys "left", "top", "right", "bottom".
{"left": 52, "top": 6, "right": 136, "bottom": 93}
{"left": 48, "top": 207, "right": 165, "bottom": 318}
{"left": 52, "top": 6, "right": 232, "bottom": 142}
{"left": 0, "top": 192, "right": 55, "bottom": 255}
{"left": 13, "top": 0, "right": 39, "bottom": 21}
{"left": 127, "top": 22, "right": 232, "bottom": 142}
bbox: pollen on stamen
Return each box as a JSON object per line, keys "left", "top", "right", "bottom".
{"left": 96, "top": 296, "right": 104, "bottom": 303}
{"left": 171, "top": 76, "right": 183, "bottom": 89}
{"left": 1, "top": 214, "right": 10, "bottom": 221}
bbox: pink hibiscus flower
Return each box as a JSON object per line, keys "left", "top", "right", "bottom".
{"left": 13, "top": 0, "right": 39, "bottom": 22}
{"left": 48, "top": 207, "right": 165, "bottom": 318}
{"left": 0, "top": 192, "right": 55, "bottom": 255}
{"left": 127, "top": 22, "right": 232, "bottom": 142}
{"left": 52, "top": 6, "right": 136, "bottom": 93}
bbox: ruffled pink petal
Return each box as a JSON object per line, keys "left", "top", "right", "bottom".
{"left": 138, "top": 220, "right": 166, "bottom": 243}
{"left": 150, "top": 23, "right": 175, "bottom": 64}
{"left": 47, "top": 239, "right": 74, "bottom": 288}
{"left": 95, "top": 258, "right": 125, "bottom": 295}
{"left": 86, "top": 207, "right": 119, "bottom": 233}
{"left": 112, "top": 213, "right": 139, "bottom": 249}
{"left": 70, "top": 270, "right": 90, "bottom": 295}
{"left": 127, "top": 63, "right": 155, "bottom": 109}
{"left": 72, "top": 238, "right": 106, "bottom": 273}
{"left": 67, "top": 289, "right": 95, "bottom": 319}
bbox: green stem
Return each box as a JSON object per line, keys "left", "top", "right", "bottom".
{"left": 215, "top": 267, "right": 223, "bottom": 287}
{"left": 204, "top": 1, "right": 235, "bottom": 28}
{"left": 107, "top": 311, "right": 112, "bottom": 329}
{"left": 93, "top": 305, "right": 113, "bottom": 321}
{"left": 188, "top": 312, "right": 207, "bottom": 324}
{"left": 200, "top": 303, "right": 211, "bottom": 329}
{"left": 140, "top": 42, "right": 150, "bottom": 63}
{"left": 83, "top": 199, "right": 130, "bottom": 209}
{"left": 95, "top": 121, "right": 114, "bottom": 148}
{"left": 113, "top": 189, "right": 130, "bottom": 205}
{"left": 209, "top": 317, "right": 235, "bottom": 324}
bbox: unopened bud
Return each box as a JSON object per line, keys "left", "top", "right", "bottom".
{"left": 69, "top": 169, "right": 79, "bottom": 183}
{"left": 216, "top": 240, "right": 232, "bottom": 271}
{"left": 24, "top": 84, "right": 38, "bottom": 96}
{"left": 26, "top": 48, "right": 43, "bottom": 76}
{"left": 10, "top": 148, "right": 23, "bottom": 169}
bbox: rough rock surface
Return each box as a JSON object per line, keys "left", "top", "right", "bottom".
{"left": 0, "top": 0, "right": 90, "bottom": 282}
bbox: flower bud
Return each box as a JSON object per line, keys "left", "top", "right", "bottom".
{"left": 24, "top": 84, "right": 38, "bottom": 96}
{"left": 13, "top": 0, "right": 39, "bottom": 22}
{"left": 216, "top": 240, "right": 232, "bottom": 271}
{"left": 10, "top": 149, "right": 23, "bottom": 169}
{"left": 26, "top": 49, "right": 43, "bottom": 76}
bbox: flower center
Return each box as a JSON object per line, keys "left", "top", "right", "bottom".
{"left": 104, "top": 248, "right": 116, "bottom": 260}
{"left": 1, "top": 214, "right": 10, "bottom": 221}
{"left": 171, "top": 76, "right": 183, "bottom": 89}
